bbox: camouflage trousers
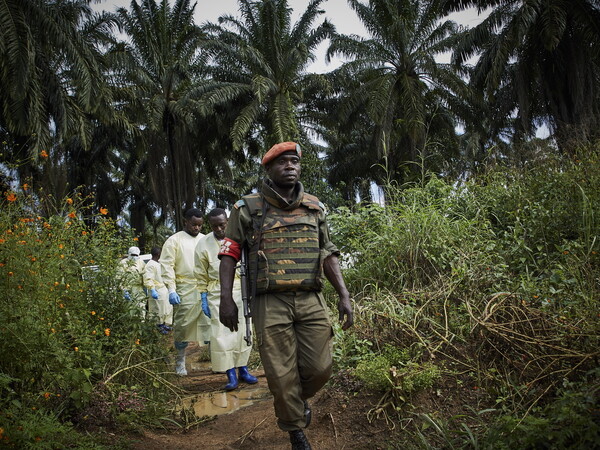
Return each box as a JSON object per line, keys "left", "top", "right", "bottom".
{"left": 253, "top": 290, "right": 333, "bottom": 431}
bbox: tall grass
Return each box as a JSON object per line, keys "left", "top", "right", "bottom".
{"left": 326, "top": 144, "right": 600, "bottom": 448}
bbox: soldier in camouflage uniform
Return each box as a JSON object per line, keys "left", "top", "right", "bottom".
{"left": 218, "top": 142, "right": 353, "bottom": 450}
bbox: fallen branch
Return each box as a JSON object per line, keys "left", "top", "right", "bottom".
{"left": 237, "top": 417, "right": 267, "bottom": 445}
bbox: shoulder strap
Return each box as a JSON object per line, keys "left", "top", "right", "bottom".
{"left": 241, "top": 193, "right": 263, "bottom": 215}
{"left": 302, "top": 193, "right": 323, "bottom": 212}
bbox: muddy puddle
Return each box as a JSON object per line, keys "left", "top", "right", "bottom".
{"left": 183, "top": 386, "right": 272, "bottom": 417}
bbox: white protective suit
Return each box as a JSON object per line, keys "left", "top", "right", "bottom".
{"left": 143, "top": 259, "right": 173, "bottom": 325}
{"left": 161, "top": 231, "right": 210, "bottom": 343}
{"left": 195, "top": 232, "right": 251, "bottom": 372}
{"left": 118, "top": 257, "right": 147, "bottom": 317}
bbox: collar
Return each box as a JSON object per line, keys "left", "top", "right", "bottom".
{"left": 261, "top": 178, "right": 304, "bottom": 210}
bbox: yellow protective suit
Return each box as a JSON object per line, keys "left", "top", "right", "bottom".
{"left": 118, "top": 257, "right": 147, "bottom": 317}
{"left": 195, "top": 232, "right": 251, "bottom": 372}
{"left": 161, "top": 231, "right": 210, "bottom": 343}
{"left": 143, "top": 259, "right": 173, "bottom": 325}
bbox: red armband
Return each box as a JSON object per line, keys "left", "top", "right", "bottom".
{"left": 218, "top": 237, "right": 241, "bottom": 261}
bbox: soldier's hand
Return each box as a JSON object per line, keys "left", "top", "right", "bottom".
{"left": 338, "top": 296, "right": 353, "bottom": 331}
{"left": 219, "top": 294, "right": 239, "bottom": 332}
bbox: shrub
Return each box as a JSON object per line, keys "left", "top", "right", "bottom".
{"left": 0, "top": 187, "right": 172, "bottom": 445}
{"left": 326, "top": 144, "right": 600, "bottom": 445}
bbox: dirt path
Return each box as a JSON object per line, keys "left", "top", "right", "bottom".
{"left": 127, "top": 343, "right": 394, "bottom": 450}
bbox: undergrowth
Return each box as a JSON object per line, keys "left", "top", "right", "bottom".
{"left": 326, "top": 143, "right": 600, "bottom": 448}
{"left": 0, "top": 188, "right": 178, "bottom": 448}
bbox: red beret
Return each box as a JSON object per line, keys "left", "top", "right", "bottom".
{"left": 261, "top": 142, "right": 302, "bottom": 166}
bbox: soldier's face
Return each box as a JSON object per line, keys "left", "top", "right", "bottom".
{"left": 266, "top": 152, "right": 301, "bottom": 189}
{"left": 208, "top": 214, "right": 228, "bottom": 240}
{"left": 183, "top": 216, "right": 203, "bottom": 237}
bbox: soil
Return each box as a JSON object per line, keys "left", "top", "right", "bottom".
{"left": 124, "top": 343, "right": 400, "bottom": 450}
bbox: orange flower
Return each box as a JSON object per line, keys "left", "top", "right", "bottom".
{"left": 22, "top": 183, "right": 29, "bottom": 191}
{"left": 30, "top": 257, "right": 36, "bottom": 262}
{"left": 104, "top": 328, "right": 110, "bottom": 336}
{"left": 8, "top": 272, "right": 13, "bottom": 277}
{"left": 54, "top": 281, "right": 59, "bottom": 286}
{"left": 60, "top": 254, "right": 64, "bottom": 259}
{"left": 40, "top": 150, "right": 48, "bottom": 158}
{"left": 133, "top": 237, "right": 139, "bottom": 241}
{"left": 91, "top": 311, "right": 96, "bottom": 315}
{"left": 65, "top": 283, "right": 70, "bottom": 289}
{"left": 58, "top": 243, "right": 63, "bottom": 249}
{"left": 44, "top": 392, "right": 51, "bottom": 400}
{"left": 68, "top": 211, "right": 76, "bottom": 219}
{"left": 81, "top": 231, "right": 88, "bottom": 236}
{"left": 6, "top": 192, "right": 16, "bottom": 202}
{"left": 73, "top": 347, "right": 78, "bottom": 352}
{"left": 50, "top": 328, "right": 56, "bottom": 333}
{"left": 99, "top": 207, "right": 108, "bottom": 215}
{"left": 135, "top": 339, "right": 141, "bottom": 345}
{"left": 66, "top": 198, "right": 73, "bottom": 205}
{"left": 92, "top": 330, "right": 97, "bottom": 335}
{"left": 0, "top": 239, "right": 5, "bottom": 244}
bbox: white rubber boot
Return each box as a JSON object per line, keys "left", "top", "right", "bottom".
{"left": 175, "top": 347, "right": 187, "bottom": 376}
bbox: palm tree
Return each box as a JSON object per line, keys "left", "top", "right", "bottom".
{"left": 445, "top": 0, "right": 600, "bottom": 150}
{"left": 0, "top": 0, "right": 118, "bottom": 157}
{"left": 200, "top": 0, "right": 334, "bottom": 153}
{"left": 116, "top": 0, "right": 205, "bottom": 230}
{"left": 326, "top": 0, "right": 468, "bottom": 187}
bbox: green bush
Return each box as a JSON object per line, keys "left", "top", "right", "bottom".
{"left": 326, "top": 144, "right": 600, "bottom": 445}
{"left": 0, "top": 188, "right": 172, "bottom": 446}
{"left": 353, "top": 342, "right": 439, "bottom": 395}
{"left": 483, "top": 371, "right": 600, "bottom": 449}
{"left": 354, "top": 354, "right": 391, "bottom": 391}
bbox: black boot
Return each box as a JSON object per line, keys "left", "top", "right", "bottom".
{"left": 289, "top": 429, "right": 312, "bottom": 450}
{"left": 303, "top": 400, "right": 312, "bottom": 428}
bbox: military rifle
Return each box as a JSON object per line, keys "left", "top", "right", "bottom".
{"left": 239, "top": 246, "right": 252, "bottom": 346}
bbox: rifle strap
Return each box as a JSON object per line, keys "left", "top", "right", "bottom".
{"left": 249, "top": 197, "right": 268, "bottom": 307}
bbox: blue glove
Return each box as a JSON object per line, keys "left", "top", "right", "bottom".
{"left": 123, "top": 290, "right": 131, "bottom": 301}
{"left": 151, "top": 288, "right": 159, "bottom": 299}
{"left": 201, "top": 292, "right": 211, "bottom": 318}
{"left": 169, "top": 292, "right": 181, "bottom": 305}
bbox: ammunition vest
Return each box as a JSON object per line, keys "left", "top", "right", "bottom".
{"left": 242, "top": 193, "right": 323, "bottom": 294}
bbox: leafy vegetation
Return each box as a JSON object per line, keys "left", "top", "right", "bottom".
{"left": 1, "top": 0, "right": 600, "bottom": 447}
{"left": 326, "top": 143, "right": 600, "bottom": 447}
{"left": 0, "top": 190, "right": 175, "bottom": 448}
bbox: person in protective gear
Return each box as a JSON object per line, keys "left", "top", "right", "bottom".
{"left": 144, "top": 246, "right": 173, "bottom": 334}
{"left": 195, "top": 208, "right": 258, "bottom": 391}
{"left": 118, "top": 245, "right": 147, "bottom": 317}
{"left": 218, "top": 142, "right": 353, "bottom": 450}
{"left": 161, "top": 208, "right": 210, "bottom": 376}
